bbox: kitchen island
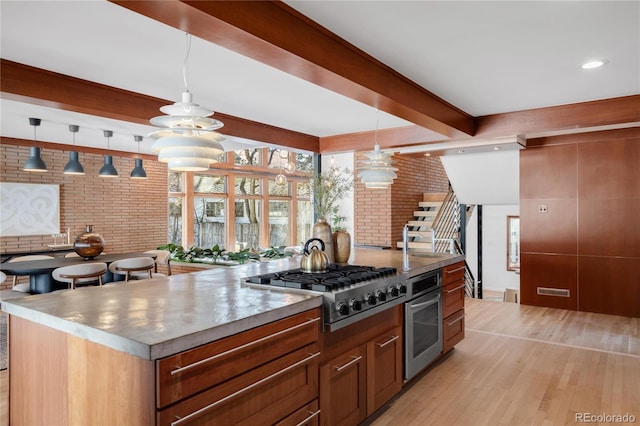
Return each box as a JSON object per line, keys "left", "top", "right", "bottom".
{"left": 1, "top": 249, "right": 463, "bottom": 425}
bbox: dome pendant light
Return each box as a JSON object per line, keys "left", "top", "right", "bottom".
{"left": 148, "top": 33, "right": 225, "bottom": 171}
{"left": 99, "top": 130, "right": 119, "bottom": 177}
{"left": 357, "top": 113, "right": 398, "bottom": 189}
{"left": 23, "top": 117, "right": 48, "bottom": 172}
{"left": 130, "top": 135, "right": 148, "bottom": 179}
{"left": 63, "top": 125, "right": 85, "bottom": 175}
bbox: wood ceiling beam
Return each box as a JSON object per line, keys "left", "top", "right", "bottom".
{"left": 321, "top": 95, "right": 640, "bottom": 153}
{"left": 0, "top": 59, "right": 319, "bottom": 152}
{"left": 111, "top": 0, "right": 475, "bottom": 139}
{"left": 475, "top": 95, "right": 640, "bottom": 138}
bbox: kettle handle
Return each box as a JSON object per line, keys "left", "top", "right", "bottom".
{"left": 303, "top": 238, "right": 325, "bottom": 254}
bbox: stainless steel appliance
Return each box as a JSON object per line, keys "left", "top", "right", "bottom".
{"left": 244, "top": 264, "right": 407, "bottom": 332}
{"left": 404, "top": 269, "right": 442, "bottom": 381}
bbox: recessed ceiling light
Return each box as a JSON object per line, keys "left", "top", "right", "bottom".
{"left": 424, "top": 152, "right": 431, "bottom": 157}
{"left": 457, "top": 149, "right": 464, "bottom": 154}
{"left": 581, "top": 59, "right": 607, "bottom": 69}
{"left": 493, "top": 146, "right": 501, "bottom": 150}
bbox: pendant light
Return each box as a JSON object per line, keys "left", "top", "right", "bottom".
{"left": 23, "top": 117, "right": 48, "bottom": 172}
{"left": 148, "top": 33, "right": 225, "bottom": 171}
{"left": 99, "top": 130, "right": 118, "bottom": 177}
{"left": 130, "top": 135, "right": 148, "bottom": 179}
{"left": 357, "top": 114, "right": 398, "bottom": 189}
{"left": 63, "top": 125, "right": 85, "bottom": 175}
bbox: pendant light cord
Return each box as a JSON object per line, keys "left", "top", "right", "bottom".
{"left": 183, "top": 33, "right": 192, "bottom": 93}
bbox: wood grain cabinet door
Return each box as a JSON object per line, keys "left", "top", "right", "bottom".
{"left": 319, "top": 344, "right": 367, "bottom": 426}
{"left": 367, "top": 327, "right": 403, "bottom": 416}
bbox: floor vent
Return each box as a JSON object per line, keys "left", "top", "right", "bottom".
{"left": 537, "top": 287, "right": 570, "bottom": 297}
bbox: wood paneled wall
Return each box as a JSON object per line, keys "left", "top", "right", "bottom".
{"left": 520, "top": 132, "right": 640, "bottom": 317}
{"left": 0, "top": 142, "right": 168, "bottom": 288}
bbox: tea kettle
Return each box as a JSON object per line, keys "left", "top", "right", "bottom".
{"left": 300, "top": 238, "right": 330, "bottom": 273}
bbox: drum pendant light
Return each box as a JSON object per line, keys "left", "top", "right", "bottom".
{"left": 63, "top": 125, "right": 85, "bottom": 175}
{"left": 148, "top": 33, "right": 225, "bottom": 171}
{"left": 99, "top": 130, "right": 118, "bottom": 177}
{"left": 130, "top": 135, "right": 148, "bottom": 179}
{"left": 23, "top": 117, "right": 48, "bottom": 172}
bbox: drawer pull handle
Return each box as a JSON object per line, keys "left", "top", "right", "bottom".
{"left": 446, "top": 266, "right": 465, "bottom": 274}
{"left": 170, "top": 317, "right": 320, "bottom": 375}
{"left": 447, "top": 313, "right": 466, "bottom": 326}
{"left": 334, "top": 355, "right": 363, "bottom": 372}
{"left": 171, "top": 352, "right": 321, "bottom": 426}
{"left": 296, "top": 409, "right": 321, "bottom": 426}
{"left": 446, "top": 284, "right": 466, "bottom": 293}
{"left": 376, "top": 335, "right": 399, "bottom": 348}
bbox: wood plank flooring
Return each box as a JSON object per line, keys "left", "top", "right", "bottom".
{"left": 371, "top": 299, "right": 640, "bottom": 425}
{"left": 1, "top": 298, "right": 638, "bottom": 425}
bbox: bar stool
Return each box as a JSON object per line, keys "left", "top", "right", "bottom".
{"left": 8, "top": 255, "right": 55, "bottom": 292}
{"left": 52, "top": 262, "right": 108, "bottom": 290}
{"left": 109, "top": 257, "right": 157, "bottom": 282}
{"left": 144, "top": 250, "right": 172, "bottom": 276}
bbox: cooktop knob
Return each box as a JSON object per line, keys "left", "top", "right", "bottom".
{"left": 365, "top": 292, "right": 376, "bottom": 305}
{"left": 350, "top": 298, "right": 362, "bottom": 311}
{"left": 337, "top": 302, "right": 349, "bottom": 316}
{"left": 388, "top": 286, "right": 399, "bottom": 297}
{"left": 376, "top": 290, "right": 387, "bottom": 302}
{"left": 397, "top": 283, "right": 407, "bottom": 294}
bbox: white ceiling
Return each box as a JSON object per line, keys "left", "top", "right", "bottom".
{"left": 1, "top": 1, "right": 638, "bottom": 155}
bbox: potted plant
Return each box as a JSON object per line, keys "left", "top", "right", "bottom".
{"left": 311, "top": 166, "right": 353, "bottom": 263}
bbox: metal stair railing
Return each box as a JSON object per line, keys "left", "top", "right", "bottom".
{"left": 430, "top": 188, "right": 478, "bottom": 298}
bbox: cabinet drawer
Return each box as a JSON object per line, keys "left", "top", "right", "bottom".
{"left": 443, "top": 309, "right": 465, "bottom": 353}
{"left": 157, "top": 343, "right": 320, "bottom": 426}
{"left": 275, "top": 399, "right": 320, "bottom": 426}
{"left": 157, "top": 308, "right": 320, "bottom": 408}
{"left": 442, "top": 280, "right": 465, "bottom": 318}
{"left": 443, "top": 261, "right": 465, "bottom": 285}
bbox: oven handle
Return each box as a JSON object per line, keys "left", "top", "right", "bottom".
{"left": 408, "top": 294, "right": 440, "bottom": 310}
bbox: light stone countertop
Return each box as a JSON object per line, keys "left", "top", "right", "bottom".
{"left": 1, "top": 249, "right": 463, "bottom": 360}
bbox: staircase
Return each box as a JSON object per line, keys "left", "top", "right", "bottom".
{"left": 396, "top": 193, "right": 447, "bottom": 252}
{"left": 398, "top": 188, "right": 479, "bottom": 298}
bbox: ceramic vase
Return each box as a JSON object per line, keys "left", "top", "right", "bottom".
{"left": 312, "top": 218, "right": 334, "bottom": 263}
{"left": 332, "top": 230, "right": 351, "bottom": 264}
{"left": 74, "top": 225, "right": 105, "bottom": 259}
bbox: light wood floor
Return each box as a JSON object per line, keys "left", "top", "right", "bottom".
{"left": 372, "top": 298, "right": 640, "bottom": 425}
{"left": 1, "top": 299, "right": 638, "bottom": 425}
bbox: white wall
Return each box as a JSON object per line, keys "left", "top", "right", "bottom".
{"left": 466, "top": 204, "right": 520, "bottom": 293}
{"left": 321, "top": 153, "right": 355, "bottom": 242}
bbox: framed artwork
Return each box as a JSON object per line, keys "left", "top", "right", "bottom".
{"left": 507, "top": 215, "right": 520, "bottom": 271}
{"left": 0, "top": 182, "right": 60, "bottom": 236}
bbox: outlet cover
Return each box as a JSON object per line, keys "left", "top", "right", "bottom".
{"left": 538, "top": 204, "right": 548, "bottom": 213}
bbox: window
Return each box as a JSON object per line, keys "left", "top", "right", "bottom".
{"left": 166, "top": 148, "right": 314, "bottom": 249}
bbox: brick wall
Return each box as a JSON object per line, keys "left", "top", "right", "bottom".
{"left": 1, "top": 142, "right": 168, "bottom": 289}
{"left": 354, "top": 153, "right": 449, "bottom": 248}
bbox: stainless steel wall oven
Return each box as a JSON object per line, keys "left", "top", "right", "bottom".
{"left": 404, "top": 269, "right": 442, "bottom": 381}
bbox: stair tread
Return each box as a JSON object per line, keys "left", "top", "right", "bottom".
{"left": 413, "top": 211, "right": 437, "bottom": 217}
{"left": 418, "top": 201, "right": 442, "bottom": 208}
{"left": 408, "top": 221, "right": 432, "bottom": 227}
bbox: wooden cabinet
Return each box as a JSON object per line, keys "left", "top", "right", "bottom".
{"left": 319, "top": 305, "right": 403, "bottom": 425}
{"left": 156, "top": 308, "right": 321, "bottom": 425}
{"left": 319, "top": 344, "right": 367, "bottom": 426}
{"left": 442, "top": 261, "right": 465, "bottom": 353}
{"left": 366, "top": 327, "right": 403, "bottom": 416}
